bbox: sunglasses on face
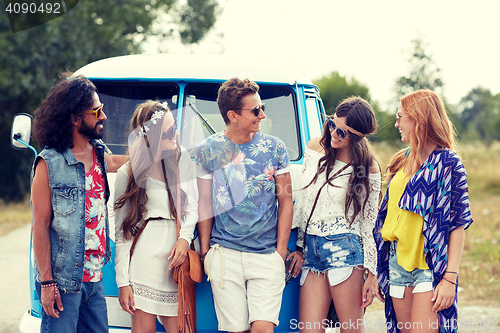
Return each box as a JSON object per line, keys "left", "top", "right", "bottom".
{"left": 327, "top": 118, "right": 350, "bottom": 139}
{"left": 83, "top": 104, "right": 104, "bottom": 120}
{"left": 161, "top": 119, "right": 177, "bottom": 140}
{"left": 396, "top": 112, "right": 408, "bottom": 123}
{"left": 235, "top": 103, "right": 266, "bottom": 117}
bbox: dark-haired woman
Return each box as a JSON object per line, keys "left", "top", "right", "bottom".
{"left": 290, "top": 97, "right": 381, "bottom": 333}
{"left": 113, "top": 100, "right": 198, "bottom": 333}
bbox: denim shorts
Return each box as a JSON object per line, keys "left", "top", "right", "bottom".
{"left": 388, "top": 241, "right": 433, "bottom": 298}
{"left": 303, "top": 233, "right": 364, "bottom": 273}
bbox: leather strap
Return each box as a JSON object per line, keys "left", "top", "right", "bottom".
{"left": 176, "top": 170, "right": 181, "bottom": 240}
{"left": 303, "top": 162, "right": 351, "bottom": 237}
{"left": 129, "top": 217, "right": 163, "bottom": 258}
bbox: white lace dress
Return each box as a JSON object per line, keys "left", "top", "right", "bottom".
{"left": 292, "top": 148, "right": 380, "bottom": 275}
{"left": 114, "top": 150, "right": 198, "bottom": 316}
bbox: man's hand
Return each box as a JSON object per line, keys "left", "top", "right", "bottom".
{"left": 41, "top": 285, "right": 63, "bottom": 318}
{"left": 286, "top": 250, "right": 304, "bottom": 278}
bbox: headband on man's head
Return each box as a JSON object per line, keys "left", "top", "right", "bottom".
{"left": 333, "top": 114, "right": 365, "bottom": 138}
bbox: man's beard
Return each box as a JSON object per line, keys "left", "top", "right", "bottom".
{"left": 79, "top": 120, "right": 104, "bottom": 140}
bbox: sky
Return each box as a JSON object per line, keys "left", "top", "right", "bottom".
{"left": 146, "top": 0, "right": 500, "bottom": 110}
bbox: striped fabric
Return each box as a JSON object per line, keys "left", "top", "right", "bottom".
{"left": 374, "top": 149, "right": 473, "bottom": 333}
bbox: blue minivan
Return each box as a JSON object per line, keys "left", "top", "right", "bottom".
{"left": 13, "top": 53, "right": 327, "bottom": 332}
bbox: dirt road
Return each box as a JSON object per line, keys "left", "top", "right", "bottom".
{"left": 0, "top": 223, "right": 31, "bottom": 333}
{"left": 1, "top": 224, "right": 498, "bottom": 333}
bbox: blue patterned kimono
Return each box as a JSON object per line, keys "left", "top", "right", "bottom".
{"left": 374, "top": 149, "right": 473, "bottom": 333}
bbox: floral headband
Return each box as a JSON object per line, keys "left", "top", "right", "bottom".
{"left": 139, "top": 102, "right": 169, "bottom": 136}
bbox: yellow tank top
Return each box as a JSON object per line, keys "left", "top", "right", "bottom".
{"left": 380, "top": 168, "right": 429, "bottom": 271}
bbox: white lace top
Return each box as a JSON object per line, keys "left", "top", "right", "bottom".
{"left": 292, "top": 148, "right": 380, "bottom": 275}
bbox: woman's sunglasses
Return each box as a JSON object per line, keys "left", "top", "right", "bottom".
{"left": 83, "top": 104, "right": 104, "bottom": 120}
{"left": 234, "top": 103, "right": 266, "bottom": 117}
{"left": 327, "top": 118, "right": 350, "bottom": 139}
{"left": 161, "top": 119, "right": 177, "bottom": 140}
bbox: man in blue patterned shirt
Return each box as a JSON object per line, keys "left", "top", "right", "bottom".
{"left": 196, "top": 77, "right": 293, "bottom": 333}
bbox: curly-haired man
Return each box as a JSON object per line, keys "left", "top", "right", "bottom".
{"left": 31, "top": 73, "right": 127, "bottom": 332}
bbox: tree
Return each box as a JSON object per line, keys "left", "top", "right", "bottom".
{"left": 458, "top": 87, "right": 500, "bottom": 142}
{"left": 394, "top": 36, "right": 444, "bottom": 101}
{"left": 390, "top": 35, "right": 464, "bottom": 143}
{"left": 0, "top": 0, "right": 219, "bottom": 202}
{"left": 313, "top": 71, "right": 400, "bottom": 143}
{"left": 313, "top": 71, "right": 370, "bottom": 115}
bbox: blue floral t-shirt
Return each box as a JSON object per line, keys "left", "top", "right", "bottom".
{"left": 196, "top": 131, "right": 291, "bottom": 253}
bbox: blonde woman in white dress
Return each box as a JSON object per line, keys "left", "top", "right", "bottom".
{"left": 113, "top": 100, "right": 198, "bottom": 333}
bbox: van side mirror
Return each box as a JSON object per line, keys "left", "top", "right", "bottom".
{"left": 11, "top": 113, "right": 37, "bottom": 156}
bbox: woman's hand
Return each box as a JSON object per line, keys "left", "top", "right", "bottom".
{"left": 168, "top": 238, "right": 189, "bottom": 270}
{"left": 431, "top": 277, "right": 456, "bottom": 312}
{"left": 373, "top": 275, "right": 385, "bottom": 303}
{"left": 361, "top": 271, "right": 375, "bottom": 309}
{"left": 286, "top": 250, "right": 304, "bottom": 278}
{"left": 118, "top": 285, "right": 135, "bottom": 315}
{"left": 41, "top": 285, "right": 63, "bottom": 318}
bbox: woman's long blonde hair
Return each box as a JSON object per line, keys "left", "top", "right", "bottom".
{"left": 386, "top": 89, "right": 457, "bottom": 181}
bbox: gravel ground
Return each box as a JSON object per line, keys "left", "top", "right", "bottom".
{"left": 1, "top": 224, "right": 498, "bottom": 333}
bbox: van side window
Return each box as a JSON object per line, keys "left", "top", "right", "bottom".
{"left": 304, "top": 91, "right": 324, "bottom": 140}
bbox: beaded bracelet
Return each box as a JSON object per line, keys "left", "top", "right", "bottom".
{"left": 200, "top": 252, "right": 208, "bottom": 262}
{"left": 41, "top": 282, "right": 59, "bottom": 299}
{"left": 40, "top": 282, "right": 56, "bottom": 288}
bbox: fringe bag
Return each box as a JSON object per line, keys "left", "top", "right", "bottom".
{"left": 173, "top": 174, "right": 203, "bottom": 333}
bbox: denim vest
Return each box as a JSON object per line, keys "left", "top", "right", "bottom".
{"left": 31, "top": 140, "right": 111, "bottom": 293}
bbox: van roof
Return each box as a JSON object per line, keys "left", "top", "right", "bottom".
{"left": 74, "top": 53, "right": 314, "bottom": 86}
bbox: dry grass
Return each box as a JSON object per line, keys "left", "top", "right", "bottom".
{"left": 457, "top": 143, "right": 500, "bottom": 306}
{"left": 0, "top": 198, "right": 31, "bottom": 236}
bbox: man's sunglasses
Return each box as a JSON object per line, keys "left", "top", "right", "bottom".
{"left": 161, "top": 119, "right": 177, "bottom": 140}
{"left": 83, "top": 104, "right": 104, "bottom": 120}
{"left": 234, "top": 103, "right": 266, "bottom": 117}
{"left": 327, "top": 118, "right": 350, "bottom": 139}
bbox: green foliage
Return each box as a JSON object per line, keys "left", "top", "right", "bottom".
{"left": 458, "top": 87, "right": 500, "bottom": 143}
{"left": 372, "top": 109, "right": 402, "bottom": 143}
{"left": 394, "top": 36, "right": 444, "bottom": 102}
{"left": 313, "top": 71, "right": 401, "bottom": 143}
{"left": 0, "top": 0, "right": 218, "bottom": 202}
{"left": 313, "top": 71, "right": 370, "bottom": 115}
{"left": 178, "top": 0, "right": 219, "bottom": 44}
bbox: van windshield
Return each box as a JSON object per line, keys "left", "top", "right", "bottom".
{"left": 182, "top": 83, "right": 300, "bottom": 161}
{"left": 95, "top": 82, "right": 180, "bottom": 155}
{"left": 93, "top": 81, "right": 301, "bottom": 161}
